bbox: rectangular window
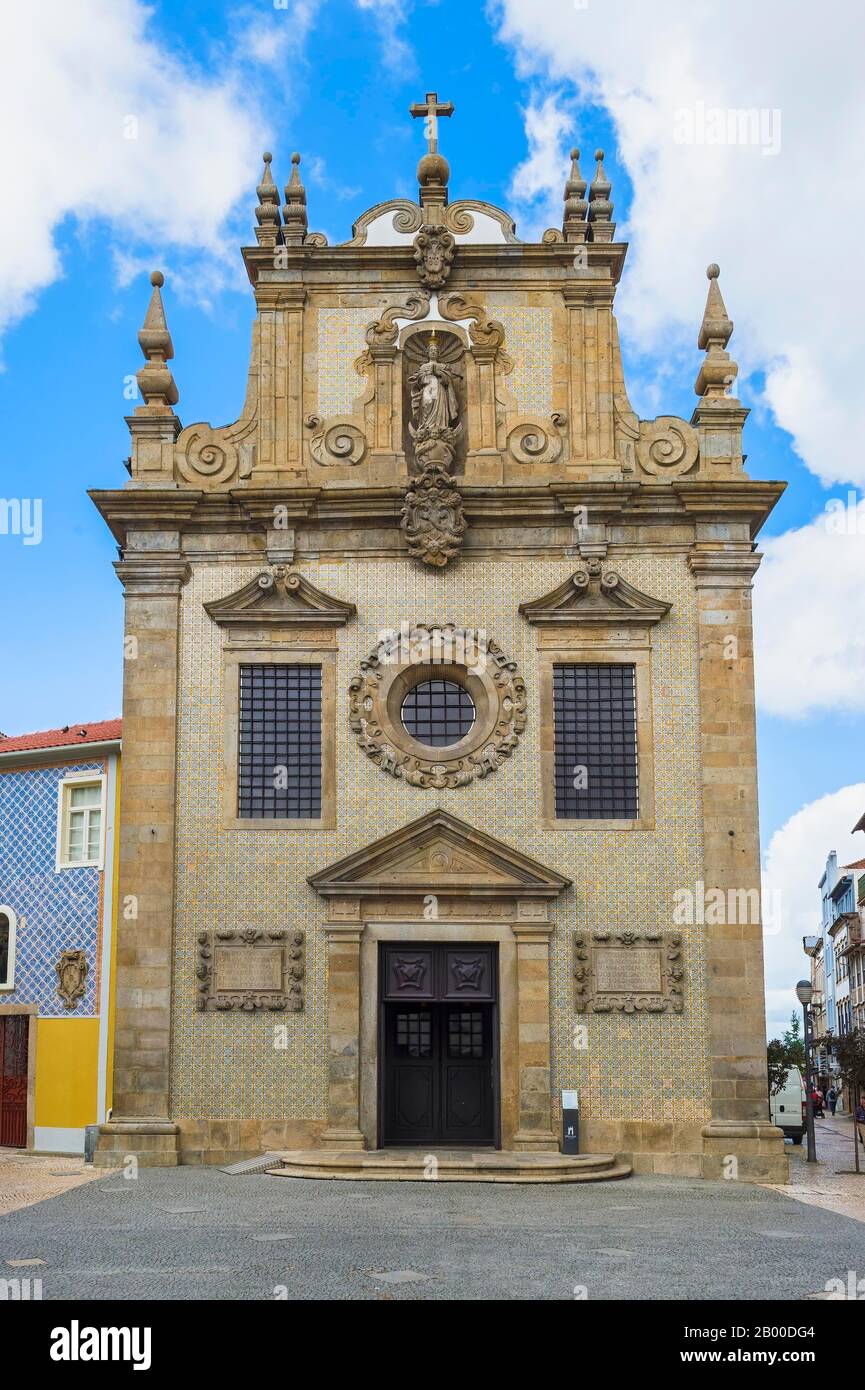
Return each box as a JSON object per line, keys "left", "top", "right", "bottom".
{"left": 57, "top": 776, "right": 106, "bottom": 869}
{"left": 553, "top": 663, "right": 639, "bottom": 820}
{"left": 237, "top": 663, "right": 322, "bottom": 819}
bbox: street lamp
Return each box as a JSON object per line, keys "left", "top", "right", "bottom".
{"left": 796, "top": 979, "right": 818, "bottom": 1163}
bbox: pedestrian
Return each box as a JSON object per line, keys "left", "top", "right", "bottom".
{"left": 856, "top": 1098, "right": 865, "bottom": 1148}
{"left": 827, "top": 1086, "right": 838, "bottom": 1116}
{"left": 812, "top": 1087, "right": 824, "bottom": 1118}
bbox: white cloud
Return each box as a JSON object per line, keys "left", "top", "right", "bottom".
{"left": 762, "top": 783, "right": 865, "bottom": 1037}
{"left": 754, "top": 498, "right": 865, "bottom": 717}
{"left": 234, "top": 0, "right": 322, "bottom": 68}
{"left": 507, "top": 93, "right": 576, "bottom": 239}
{"left": 0, "top": 0, "right": 272, "bottom": 339}
{"left": 494, "top": 0, "right": 865, "bottom": 487}
{"left": 355, "top": 0, "right": 416, "bottom": 75}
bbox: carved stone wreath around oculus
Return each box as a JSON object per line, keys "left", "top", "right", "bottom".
{"left": 348, "top": 624, "right": 527, "bottom": 789}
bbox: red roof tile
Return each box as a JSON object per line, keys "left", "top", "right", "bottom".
{"left": 841, "top": 857, "right": 865, "bottom": 872}
{"left": 0, "top": 719, "right": 122, "bottom": 754}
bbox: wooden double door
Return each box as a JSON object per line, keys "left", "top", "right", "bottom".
{"left": 379, "top": 943, "right": 499, "bottom": 1147}
{"left": 0, "top": 1016, "right": 29, "bottom": 1148}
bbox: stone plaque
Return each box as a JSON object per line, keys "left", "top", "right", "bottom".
{"left": 595, "top": 948, "right": 662, "bottom": 997}
{"left": 574, "top": 931, "right": 684, "bottom": 1014}
{"left": 196, "top": 927, "right": 305, "bottom": 1012}
{"left": 215, "top": 945, "right": 283, "bottom": 994}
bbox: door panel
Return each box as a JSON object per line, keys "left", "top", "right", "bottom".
{"left": 0, "top": 1016, "right": 29, "bottom": 1149}
{"left": 441, "top": 948, "right": 495, "bottom": 1001}
{"left": 442, "top": 1007, "right": 493, "bottom": 1143}
{"left": 383, "top": 948, "right": 436, "bottom": 1001}
{"left": 384, "top": 1005, "right": 440, "bottom": 1143}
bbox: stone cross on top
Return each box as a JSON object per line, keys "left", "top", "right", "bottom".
{"left": 410, "top": 91, "right": 454, "bottom": 153}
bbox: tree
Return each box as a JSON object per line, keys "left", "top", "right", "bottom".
{"left": 782, "top": 1013, "right": 806, "bottom": 1069}
{"left": 834, "top": 1030, "right": 865, "bottom": 1174}
{"left": 767, "top": 1035, "right": 802, "bottom": 1096}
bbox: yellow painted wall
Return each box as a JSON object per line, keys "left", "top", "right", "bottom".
{"left": 34, "top": 1019, "right": 99, "bottom": 1128}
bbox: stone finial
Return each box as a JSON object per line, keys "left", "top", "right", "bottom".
{"left": 694, "top": 263, "right": 738, "bottom": 398}
{"left": 136, "top": 271, "right": 178, "bottom": 410}
{"left": 282, "top": 152, "right": 308, "bottom": 246}
{"left": 587, "top": 149, "right": 615, "bottom": 242}
{"left": 417, "top": 150, "right": 450, "bottom": 222}
{"left": 563, "top": 147, "right": 588, "bottom": 243}
{"left": 255, "top": 151, "right": 282, "bottom": 248}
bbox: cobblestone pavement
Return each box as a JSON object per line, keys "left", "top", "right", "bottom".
{"left": 765, "top": 1115, "right": 865, "bottom": 1225}
{"left": 2, "top": 1163, "right": 865, "bottom": 1300}
{"left": 0, "top": 1152, "right": 104, "bottom": 1217}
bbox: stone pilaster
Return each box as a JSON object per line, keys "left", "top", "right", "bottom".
{"left": 321, "top": 914, "right": 366, "bottom": 1150}
{"left": 689, "top": 547, "right": 787, "bottom": 1183}
{"left": 512, "top": 910, "right": 558, "bottom": 1151}
{"left": 94, "top": 552, "right": 189, "bottom": 1167}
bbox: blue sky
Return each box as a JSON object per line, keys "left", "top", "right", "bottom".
{"left": 2, "top": 0, "right": 864, "bottom": 1032}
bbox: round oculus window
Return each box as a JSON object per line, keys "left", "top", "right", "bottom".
{"left": 400, "top": 679, "right": 476, "bottom": 748}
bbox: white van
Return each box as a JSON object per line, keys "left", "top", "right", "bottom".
{"left": 770, "top": 1067, "right": 806, "bottom": 1143}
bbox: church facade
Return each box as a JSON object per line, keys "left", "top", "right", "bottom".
{"left": 92, "top": 97, "right": 787, "bottom": 1182}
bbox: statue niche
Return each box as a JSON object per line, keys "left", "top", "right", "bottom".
{"left": 399, "top": 329, "right": 467, "bottom": 568}
{"left": 402, "top": 330, "right": 466, "bottom": 474}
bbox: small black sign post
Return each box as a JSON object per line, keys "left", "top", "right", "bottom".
{"left": 561, "top": 1088, "right": 579, "bottom": 1154}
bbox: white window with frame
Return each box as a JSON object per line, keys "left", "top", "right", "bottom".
{"left": 0, "top": 906, "right": 16, "bottom": 990}
{"left": 56, "top": 773, "right": 107, "bottom": 870}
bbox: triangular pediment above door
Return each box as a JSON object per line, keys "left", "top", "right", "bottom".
{"left": 308, "top": 809, "right": 570, "bottom": 898}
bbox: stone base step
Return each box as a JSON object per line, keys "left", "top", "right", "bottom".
{"left": 267, "top": 1148, "right": 631, "bottom": 1184}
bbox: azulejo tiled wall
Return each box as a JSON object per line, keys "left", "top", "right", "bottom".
{"left": 488, "top": 302, "right": 553, "bottom": 415}
{"left": 316, "top": 308, "right": 370, "bottom": 417}
{"left": 171, "top": 554, "right": 707, "bottom": 1125}
{"left": 0, "top": 760, "right": 103, "bottom": 1017}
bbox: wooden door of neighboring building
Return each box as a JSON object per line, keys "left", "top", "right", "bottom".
{"left": 0, "top": 1015, "right": 29, "bottom": 1148}
{"left": 379, "top": 944, "right": 499, "bottom": 1147}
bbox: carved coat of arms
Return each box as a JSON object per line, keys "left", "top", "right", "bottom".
{"left": 56, "top": 949, "right": 88, "bottom": 1010}
{"left": 413, "top": 225, "right": 455, "bottom": 288}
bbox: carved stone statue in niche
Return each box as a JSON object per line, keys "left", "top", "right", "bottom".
{"left": 400, "top": 330, "right": 467, "bottom": 566}
{"left": 404, "top": 331, "right": 464, "bottom": 467}
{"left": 410, "top": 337, "right": 461, "bottom": 438}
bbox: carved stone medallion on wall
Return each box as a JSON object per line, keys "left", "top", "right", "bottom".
{"left": 196, "top": 928, "right": 305, "bottom": 1012}
{"left": 574, "top": 931, "right": 684, "bottom": 1013}
{"left": 56, "top": 949, "right": 88, "bottom": 1010}
{"left": 348, "top": 624, "right": 526, "bottom": 789}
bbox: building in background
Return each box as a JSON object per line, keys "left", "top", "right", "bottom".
{"left": 852, "top": 868, "right": 865, "bottom": 1031}
{"left": 806, "top": 848, "right": 865, "bottom": 1096}
{"left": 0, "top": 721, "right": 120, "bottom": 1152}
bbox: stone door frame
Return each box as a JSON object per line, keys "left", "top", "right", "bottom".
{"left": 310, "top": 810, "right": 570, "bottom": 1154}
{"left": 322, "top": 904, "right": 560, "bottom": 1153}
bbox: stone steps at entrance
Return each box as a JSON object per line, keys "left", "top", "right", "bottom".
{"left": 266, "top": 1149, "right": 632, "bottom": 1183}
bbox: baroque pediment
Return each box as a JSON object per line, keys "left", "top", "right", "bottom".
{"left": 308, "top": 809, "right": 570, "bottom": 899}
{"left": 205, "top": 567, "right": 356, "bottom": 629}
{"left": 519, "top": 560, "right": 670, "bottom": 627}
{"left": 343, "top": 198, "right": 519, "bottom": 248}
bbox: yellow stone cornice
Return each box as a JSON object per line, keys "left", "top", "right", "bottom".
{"left": 90, "top": 477, "right": 785, "bottom": 549}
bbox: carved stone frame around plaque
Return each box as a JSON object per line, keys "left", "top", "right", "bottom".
{"left": 195, "top": 927, "right": 305, "bottom": 1012}
{"left": 573, "top": 930, "right": 684, "bottom": 1014}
